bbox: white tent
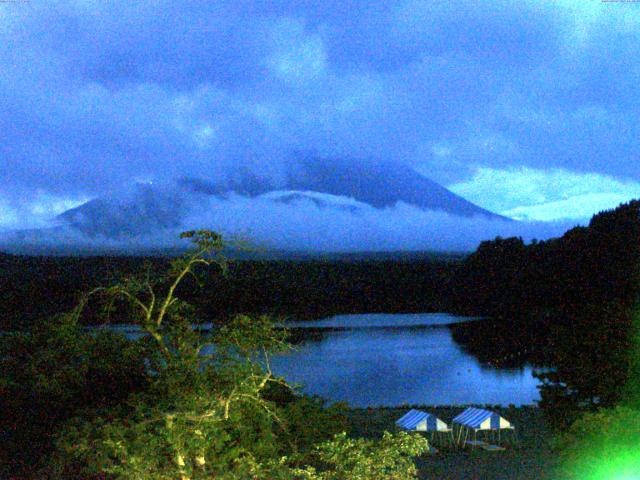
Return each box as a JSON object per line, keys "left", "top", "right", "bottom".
{"left": 396, "top": 409, "right": 453, "bottom": 447}
{"left": 452, "top": 407, "right": 515, "bottom": 448}
{"left": 396, "top": 409, "right": 450, "bottom": 432}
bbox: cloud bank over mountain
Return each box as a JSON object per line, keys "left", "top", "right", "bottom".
{"left": 0, "top": 187, "right": 571, "bottom": 254}
{"left": 1, "top": 1, "right": 639, "bottom": 227}
{"left": 4, "top": 159, "right": 567, "bottom": 253}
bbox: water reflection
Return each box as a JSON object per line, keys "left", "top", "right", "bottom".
{"left": 270, "top": 314, "right": 540, "bottom": 407}
{"left": 97, "top": 313, "right": 541, "bottom": 407}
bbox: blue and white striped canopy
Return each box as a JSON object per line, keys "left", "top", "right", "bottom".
{"left": 452, "top": 407, "right": 513, "bottom": 431}
{"left": 396, "top": 409, "right": 450, "bottom": 432}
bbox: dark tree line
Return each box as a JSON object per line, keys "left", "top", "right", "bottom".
{"left": 449, "top": 200, "right": 640, "bottom": 427}
{"left": 0, "top": 254, "right": 456, "bottom": 330}
{"left": 451, "top": 200, "right": 640, "bottom": 319}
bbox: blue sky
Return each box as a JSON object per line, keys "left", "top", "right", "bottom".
{"left": 1, "top": 0, "right": 639, "bottom": 232}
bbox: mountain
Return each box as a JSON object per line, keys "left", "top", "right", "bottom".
{"left": 286, "top": 159, "right": 502, "bottom": 217}
{"left": 55, "top": 159, "right": 505, "bottom": 238}
{"left": 57, "top": 187, "right": 189, "bottom": 238}
{"left": 0, "top": 158, "right": 510, "bottom": 254}
{"left": 180, "top": 158, "right": 503, "bottom": 218}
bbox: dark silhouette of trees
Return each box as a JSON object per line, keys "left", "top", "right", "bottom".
{"left": 450, "top": 200, "right": 640, "bottom": 426}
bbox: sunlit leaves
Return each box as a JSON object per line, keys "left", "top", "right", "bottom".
{"left": 31, "top": 230, "right": 425, "bottom": 479}
{"left": 293, "top": 431, "right": 429, "bottom": 480}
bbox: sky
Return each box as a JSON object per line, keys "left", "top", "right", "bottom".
{"left": 1, "top": 1, "right": 639, "bottom": 249}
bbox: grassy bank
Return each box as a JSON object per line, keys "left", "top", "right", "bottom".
{"left": 347, "top": 405, "right": 559, "bottom": 480}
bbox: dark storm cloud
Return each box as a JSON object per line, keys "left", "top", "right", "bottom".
{"left": 1, "top": 0, "right": 639, "bottom": 231}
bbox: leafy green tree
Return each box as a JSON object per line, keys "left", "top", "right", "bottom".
{"left": 47, "top": 231, "right": 353, "bottom": 479}
{"left": 293, "top": 431, "right": 429, "bottom": 480}
{"left": 556, "top": 405, "right": 640, "bottom": 479}
{"left": 48, "top": 232, "right": 289, "bottom": 478}
{"left": 0, "top": 310, "right": 147, "bottom": 477}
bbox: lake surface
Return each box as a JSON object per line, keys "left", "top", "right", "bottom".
{"left": 100, "top": 313, "right": 541, "bottom": 407}
{"left": 271, "top": 313, "right": 540, "bottom": 407}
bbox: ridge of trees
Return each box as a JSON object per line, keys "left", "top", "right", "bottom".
{"left": 451, "top": 200, "right": 640, "bottom": 426}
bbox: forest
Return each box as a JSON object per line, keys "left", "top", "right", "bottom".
{"left": 451, "top": 200, "right": 640, "bottom": 426}
{"left": 0, "top": 251, "right": 458, "bottom": 330}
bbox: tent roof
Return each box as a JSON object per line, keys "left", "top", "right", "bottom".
{"left": 395, "top": 409, "right": 449, "bottom": 432}
{"left": 452, "top": 407, "right": 513, "bottom": 431}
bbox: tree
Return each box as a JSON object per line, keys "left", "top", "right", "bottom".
{"left": 535, "top": 301, "right": 634, "bottom": 429}
{"left": 46, "top": 231, "right": 423, "bottom": 479}
{"left": 0, "top": 310, "right": 148, "bottom": 477}
{"left": 556, "top": 405, "right": 640, "bottom": 479}
{"left": 293, "top": 432, "right": 429, "bottom": 480}
{"left": 556, "top": 296, "right": 640, "bottom": 478}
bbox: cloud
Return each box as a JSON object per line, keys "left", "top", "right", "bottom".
{"left": 188, "top": 193, "right": 571, "bottom": 251}
{"left": 501, "top": 193, "right": 639, "bottom": 222}
{"left": 0, "top": 0, "right": 639, "bottom": 232}
{"left": 0, "top": 191, "right": 572, "bottom": 253}
{"left": 0, "top": 191, "right": 89, "bottom": 230}
{"left": 449, "top": 167, "right": 640, "bottom": 221}
{"left": 266, "top": 18, "right": 328, "bottom": 83}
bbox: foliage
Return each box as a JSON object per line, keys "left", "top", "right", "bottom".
{"left": 554, "top": 294, "right": 640, "bottom": 478}
{"left": 555, "top": 405, "right": 640, "bottom": 479}
{"left": 535, "top": 301, "right": 634, "bottom": 429}
{"left": 0, "top": 311, "right": 148, "bottom": 477}
{"left": 279, "top": 396, "right": 349, "bottom": 463}
{"left": 622, "top": 304, "right": 640, "bottom": 407}
{"left": 0, "top": 252, "right": 456, "bottom": 331}
{"left": 47, "top": 231, "right": 285, "bottom": 479}
{"left": 454, "top": 200, "right": 640, "bottom": 425}
{"left": 293, "top": 431, "right": 429, "bottom": 480}
{"left": 454, "top": 200, "right": 640, "bottom": 320}
{"left": 45, "top": 230, "right": 375, "bottom": 479}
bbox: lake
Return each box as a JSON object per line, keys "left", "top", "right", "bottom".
{"left": 270, "top": 313, "right": 541, "bottom": 407}
{"left": 102, "top": 313, "right": 541, "bottom": 407}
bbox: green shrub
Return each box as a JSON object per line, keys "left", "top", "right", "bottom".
{"left": 557, "top": 405, "right": 640, "bottom": 479}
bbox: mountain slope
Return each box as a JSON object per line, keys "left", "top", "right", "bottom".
{"left": 0, "top": 158, "right": 511, "bottom": 253}
{"left": 55, "top": 158, "right": 506, "bottom": 239}
{"left": 286, "top": 159, "right": 502, "bottom": 217}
